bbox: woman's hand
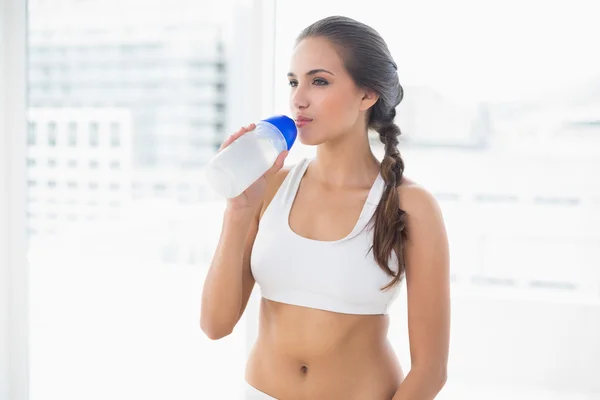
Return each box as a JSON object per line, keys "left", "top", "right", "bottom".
{"left": 219, "top": 123, "right": 289, "bottom": 211}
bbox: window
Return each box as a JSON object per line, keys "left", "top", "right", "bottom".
{"left": 28, "top": 121, "right": 36, "bottom": 145}
{"left": 68, "top": 121, "right": 77, "bottom": 146}
{"left": 47, "top": 121, "right": 57, "bottom": 146}
{"left": 110, "top": 122, "right": 120, "bottom": 147}
{"left": 89, "top": 122, "right": 99, "bottom": 147}
{"left": 21, "top": 1, "right": 283, "bottom": 399}
{"left": 153, "top": 183, "right": 167, "bottom": 192}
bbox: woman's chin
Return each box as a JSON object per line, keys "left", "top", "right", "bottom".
{"left": 297, "top": 128, "right": 323, "bottom": 146}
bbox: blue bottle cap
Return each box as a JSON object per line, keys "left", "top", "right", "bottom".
{"left": 262, "top": 115, "right": 297, "bottom": 150}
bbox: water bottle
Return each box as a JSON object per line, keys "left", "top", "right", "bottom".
{"left": 204, "top": 115, "right": 297, "bottom": 198}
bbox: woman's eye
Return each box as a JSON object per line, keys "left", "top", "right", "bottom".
{"left": 288, "top": 79, "right": 328, "bottom": 87}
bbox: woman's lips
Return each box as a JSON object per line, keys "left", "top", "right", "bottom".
{"left": 295, "top": 116, "right": 313, "bottom": 128}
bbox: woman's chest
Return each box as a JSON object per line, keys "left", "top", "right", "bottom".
{"left": 251, "top": 225, "right": 396, "bottom": 305}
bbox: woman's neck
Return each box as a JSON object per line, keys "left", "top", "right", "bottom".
{"left": 312, "top": 130, "right": 380, "bottom": 189}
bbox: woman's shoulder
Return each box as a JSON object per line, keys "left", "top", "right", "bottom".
{"left": 395, "top": 177, "right": 448, "bottom": 262}
{"left": 397, "top": 177, "right": 443, "bottom": 218}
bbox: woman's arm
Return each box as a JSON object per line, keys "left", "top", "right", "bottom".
{"left": 200, "top": 204, "right": 261, "bottom": 340}
{"left": 392, "top": 184, "right": 451, "bottom": 400}
{"left": 199, "top": 124, "right": 288, "bottom": 340}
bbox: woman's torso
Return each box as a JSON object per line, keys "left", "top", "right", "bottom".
{"left": 245, "top": 300, "right": 403, "bottom": 399}
{"left": 246, "top": 158, "right": 404, "bottom": 399}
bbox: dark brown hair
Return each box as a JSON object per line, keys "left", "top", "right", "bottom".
{"left": 297, "top": 16, "right": 407, "bottom": 290}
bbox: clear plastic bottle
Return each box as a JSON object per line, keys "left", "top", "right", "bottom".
{"left": 204, "top": 115, "right": 297, "bottom": 198}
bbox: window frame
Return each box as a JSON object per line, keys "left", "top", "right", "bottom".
{"left": 0, "top": 0, "right": 29, "bottom": 398}
{"left": 234, "top": 0, "right": 278, "bottom": 357}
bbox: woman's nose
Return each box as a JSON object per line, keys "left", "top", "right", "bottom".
{"left": 291, "top": 87, "right": 309, "bottom": 110}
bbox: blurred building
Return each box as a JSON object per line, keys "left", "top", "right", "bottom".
{"left": 24, "top": 0, "right": 235, "bottom": 264}
{"left": 26, "top": 107, "right": 134, "bottom": 235}
{"left": 27, "top": 0, "right": 228, "bottom": 169}
{"left": 397, "top": 85, "right": 492, "bottom": 148}
{"left": 492, "top": 100, "right": 600, "bottom": 155}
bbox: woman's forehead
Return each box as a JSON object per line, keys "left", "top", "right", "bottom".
{"left": 289, "top": 37, "right": 344, "bottom": 74}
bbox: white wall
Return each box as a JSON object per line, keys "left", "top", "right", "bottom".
{"left": 0, "top": 0, "right": 29, "bottom": 399}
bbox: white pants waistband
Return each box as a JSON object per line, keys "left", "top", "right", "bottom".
{"left": 245, "top": 381, "right": 277, "bottom": 399}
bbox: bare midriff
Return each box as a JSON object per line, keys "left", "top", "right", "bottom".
{"left": 245, "top": 298, "right": 404, "bottom": 400}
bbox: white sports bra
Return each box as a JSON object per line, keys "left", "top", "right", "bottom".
{"left": 250, "top": 158, "right": 401, "bottom": 315}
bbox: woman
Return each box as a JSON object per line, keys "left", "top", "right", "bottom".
{"left": 201, "top": 16, "right": 450, "bottom": 400}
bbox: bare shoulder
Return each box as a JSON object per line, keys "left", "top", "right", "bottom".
{"left": 397, "top": 177, "right": 449, "bottom": 272}
{"left": 397, "top": 177, "right": 445, "bottom": 227}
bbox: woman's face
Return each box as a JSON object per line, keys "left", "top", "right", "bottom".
{"left": 288, "top": 37, "right": 377, "bottom": 146}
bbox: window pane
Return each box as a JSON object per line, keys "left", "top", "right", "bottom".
{"left": 26, "top": 1, "right": 248, "bottom": 399}
{"left": 47, "top": 121, "right": 57, "bottom": 146}
{"left": 68, "top": 121, "right": 77, "bottom": 146}
{"left": 88, "top": 122, "right": 99, "bottom": 147}
{"left": 28, "top": 121, "right": 37, "bottom": 145}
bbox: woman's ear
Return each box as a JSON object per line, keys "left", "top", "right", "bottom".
{"left": 359, "top": 88, "right": 379, "bottom": 112}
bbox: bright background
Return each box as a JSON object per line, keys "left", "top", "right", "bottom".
{"left": 2, "top": 0, "right": 600, "bottom": 399}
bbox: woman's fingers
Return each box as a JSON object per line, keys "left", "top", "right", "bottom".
{"left": 218, "top": 123, "right": 256, "bottom": 151}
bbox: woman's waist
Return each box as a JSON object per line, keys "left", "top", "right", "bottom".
{"left": 249, "top": 332, "right": 400, "bottom": 372}
{"left": 245, "top": 337, "right": 403, "bottom": 399}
